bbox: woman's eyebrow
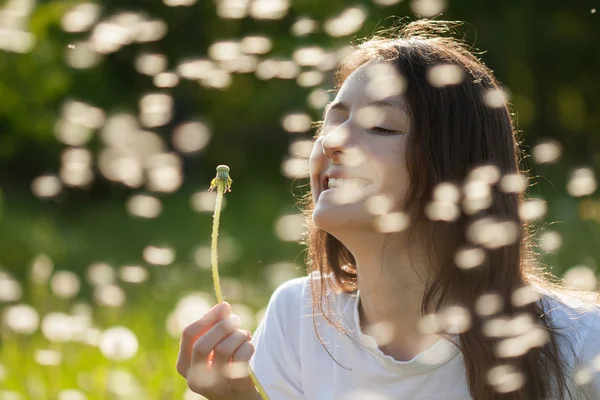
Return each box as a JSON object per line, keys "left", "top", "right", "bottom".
{"left": 325, "top": 98, "right": 406, "bottom": 115}
{"left": 368, "top": 98, "right": 407, "bottom": 112}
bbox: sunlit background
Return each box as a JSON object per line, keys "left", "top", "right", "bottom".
{"left": 0, "top": 0, "right": 599, "bottom": 398}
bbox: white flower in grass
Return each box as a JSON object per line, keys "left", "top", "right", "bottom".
{"left": 42, "top": 312, "right": 75, "bottom": 342}
{"left": 0, "top": 391, "right": 23, "bottom": 400}
{"left": 93, "top": 284, "right": 126, "bottom": 307}
{"left": 86, "top": 262, "right": 116, "bottom": 286}
{"left": 35, "top": 349, "right": 62, "bottom": 366}
{"left": 51, "top": 270, "right": 81, "bottom": 299}
{"left": 166, "top": 292, "right": 212, "bottom": 338}
{"left": 4, "top": 304, "right": 39, "bottom": 334}
{"left": 0, "top": 273, "right": 22, "bottom": 302}
{"left": 100, "top": 327, "right": 139, "bottom": 361}
{"left": 107, "top": 369, "right": 143, "bottom": 396}
{"left": 58, "top": 389, "right": 87, "bottom": 400}
{"left": 184, "top": 388, "right": 209, "bottom": 399}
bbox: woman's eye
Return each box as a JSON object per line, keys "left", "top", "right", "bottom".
{"left": 370, "top": 127, "right": 399, "bottom": 134}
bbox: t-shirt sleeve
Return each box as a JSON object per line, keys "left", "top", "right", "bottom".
{"left": 249, "top": 278, "right": 306, "bottom": 399}
{"left": 576, "top": 307, "right": 600, "bottom": 399}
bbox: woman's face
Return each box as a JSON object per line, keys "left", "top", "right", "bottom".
{"left": 309, "top": 61, "right": 412, "bottom": 233}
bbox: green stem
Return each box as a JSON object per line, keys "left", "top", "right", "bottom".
{"left": 210, "top": 184, "right": 270, "bottom": 400}
{"left": 211, "top": 188, "right": 224, "bottom": 303}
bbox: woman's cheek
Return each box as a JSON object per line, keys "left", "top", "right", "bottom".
{"left": 309, "top": 137, "right": 326, "bottom": 194}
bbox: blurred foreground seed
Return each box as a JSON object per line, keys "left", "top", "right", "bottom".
{"left": 134, "top": 53, "right": 167, "bottom": 76}
{"left": 289, "top": 139, "right": 314, "bottom": 159}
{"left": 290, "top": 17, "right": 318, "bottom": 37}
{"left": 126, "top": 194, "right": 162, "bottom": 219}
{"left": 365, "top": 194, "right": 394, "bottom": 216}
{"left": 519, "top": 198, "right": 547, "bottom": 221}
{"left": 567, "top": 168, "right": 597, "bottom": 197}
{"left": 307, "top": 88, "right": 330, "bottom": 109}
{"left": 142, "top": 245, "right": 176, "bottom": 266}
{"left": 532, "top": 139, "right": 562, "bottom": 164}
{"left": 249, "top": 0, "right": 289, "bottom": 20}
{"left": 475, "top": 293, "right": 503, "bottom": 316}
{"left": 426, "top": 64, "right": 464, "bottom": 87}
{"left": 31, "top": 174, "right": 62, "bottom": 198}
{"left": 163, "top": 0, "right": 197, "bottom": 6}
{"left": 215, "top": 0, "right": 248, "bottom": 19}
{"left": 365, "top": 63, "right": 407, "bottom": 99}
{"left": 487, "top": 364, "right": 525, "bottom": 393}
{"left": 241, "top": 35, "right": 272, "bottom": 54}
{"left": 86, "top": 262, "right": 116, "bottom": 286}
{"left": 172, "top": 121, "right": 211, "bottom": 154}
{"left": 373, "top": 212, "right": 409, "bottom": 233}
{"left": 61, "top": 3, "right": 102, "bottom": 33}
{"left": 297, "top": 70, "right": 323, "bottom": 87}
{"left": 563, "top": 266, "right": 598, "bottom": 291}
{"left": 154, "top": 71, "right": 179, "bottom": 87}
{"left": 324, "top": 6, "right": 368, "bottom": 37}
{"left": 483, "top": 89, "right": 510, "bottom": 108}
{"left": 410, "top": 0, "right": 448, "bottom": 17}
{"left": 538, "top": 230, "right": 562, "bottom": 253}
{"left": 94, "top": 284, "right": 126, "bottom": 307}
{"left": 275, "top": 214, "right": 305, "bottom": 241}
{"left": 282, "top": 112, "right": 312, "bottom": 133}
{"left": 118, "top": 265, "right": 149, "bottom": 284}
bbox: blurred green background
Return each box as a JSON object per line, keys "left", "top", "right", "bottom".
{"left": 0, "top": 0, "right": 599, "bottom": 398}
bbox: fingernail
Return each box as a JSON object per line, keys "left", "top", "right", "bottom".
{"left": 218, "top": 302, "right": 230, "bottom": 316}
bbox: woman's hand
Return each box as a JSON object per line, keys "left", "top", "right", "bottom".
{"left": 177, "top": 301, "right": 260, "bottom": 400}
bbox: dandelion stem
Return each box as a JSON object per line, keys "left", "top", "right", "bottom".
{"left": 210, "top": 187, "right": 224, "bottom": 303}
{"left": 209, "top": 165, "right": 270, "bottom": 400}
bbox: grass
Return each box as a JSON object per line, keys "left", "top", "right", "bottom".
{"left": 0, "top": 265, "right": 279, "bottom": 399}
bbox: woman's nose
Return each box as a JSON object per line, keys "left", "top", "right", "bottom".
{"left": 320, "top": 126, "right": 365, "bottom": 167}
{"left": 321, "top": 127, "right": 350, "bottom": 161}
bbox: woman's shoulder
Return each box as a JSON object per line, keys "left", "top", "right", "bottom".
{"left": 269, "top": 271, "right": 336, "bottom": 302}
{"left": 264, "top": 273, "right": 317, "bottom": 315}
{"left": 537, "top": 287, "right": 600, "bottom": 330}
{"left": 536, "top": 287, "right": 600, "bottom": 366}
{"left": 266, "top": 272, "right": 350, "bottom": 323}
{"left": 269, "top": 273, "right": 313, "bottom": 301}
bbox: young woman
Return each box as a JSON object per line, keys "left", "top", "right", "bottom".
{"left": 177, "top": 20, "right": 600, "bottom": 400}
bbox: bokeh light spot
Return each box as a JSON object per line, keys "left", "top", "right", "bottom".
{"left": 426, "top": 64, "right": 464, "bottom": 87}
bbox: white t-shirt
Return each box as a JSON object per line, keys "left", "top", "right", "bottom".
{"left": 249, "top": 275, "right": 600, "bottom": 400}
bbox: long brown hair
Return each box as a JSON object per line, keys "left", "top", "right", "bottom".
{"left": 298, "top": 20, "right": 598, "bottom": 400}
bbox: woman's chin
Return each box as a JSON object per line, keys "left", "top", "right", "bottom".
{"left": 312, "top": 204, "right": 370, "bottom": 232}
